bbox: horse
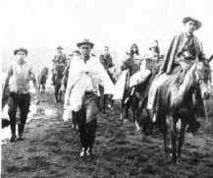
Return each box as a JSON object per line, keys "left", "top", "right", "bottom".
{"left": 155, "top": 57, "right": 212, "bottom": 163}
{"left": 37, "top": 67, "right": 49, "bottom": 94}
{"left": 53, "top": 64, "right": 66, "bottom": 103}
{"left": 121, "top": 58, "right": 161, "bottom": 133}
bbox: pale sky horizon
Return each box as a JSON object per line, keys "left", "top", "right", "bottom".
{"left": 1, "top": 0, "right": 213, "bottom": 68}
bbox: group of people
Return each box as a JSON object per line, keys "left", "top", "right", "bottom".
{"left": 2, "top": 16, "right": 205, "bottom": 156}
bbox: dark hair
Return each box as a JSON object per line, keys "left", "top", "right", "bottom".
{"left": 130, "top": 43, "right": 139, "bottom": 57}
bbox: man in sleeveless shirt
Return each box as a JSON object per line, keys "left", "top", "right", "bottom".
{"left": 3, "top": 48, "right": 41, "bottom": 142}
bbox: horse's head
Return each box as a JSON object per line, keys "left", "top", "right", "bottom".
{"left": 193, "top": 58, "right": 212, "bottom": 100}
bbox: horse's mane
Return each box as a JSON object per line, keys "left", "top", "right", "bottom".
{"left": 170, "top": 62, "right": 198, "bottom": 108}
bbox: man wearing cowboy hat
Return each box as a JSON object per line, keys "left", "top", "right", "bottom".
{"left": 63, "top": 39, "right": 114, "bottom": 157}
{"left": 3, "top": 48, "right": 41, "bottom": 142}
{"left": 147, "top": 17, "right": 204, "bottom": 134}
{"left": 51, "top": 45, "right": 67, "bottom": 85}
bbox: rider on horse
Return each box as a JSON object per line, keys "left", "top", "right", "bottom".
{"left": 99, "top": 46, "right": 115, "bottom": 111}
{"left": 147, "top": 17, "right": 203, "bottom": 134}
{"left": 120, "top": 43, "right": 147, "bottom": 100}
{"left": 51, "top": 46, "right": 67, "bottom": 85}
{"left": 99, "top": 46, "right": 114, "bottom": 82}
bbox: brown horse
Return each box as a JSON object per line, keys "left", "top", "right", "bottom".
{"left": 37, "top": 67, "right": 49, "bottom": 94}
{"left": 156, "top": 57, "right": 212, "bottom": 163}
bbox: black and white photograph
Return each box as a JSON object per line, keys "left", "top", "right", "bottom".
{"left": 1, "top": 0, "right": 213, "bottom": 177}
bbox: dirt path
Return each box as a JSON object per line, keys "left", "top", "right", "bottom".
{"left": 1, "top": 89, "right": 213, "bottom": 178}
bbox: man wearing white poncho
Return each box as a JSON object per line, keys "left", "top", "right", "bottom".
{"left": 62, "top": 39, "right": 114, "bottom": 157}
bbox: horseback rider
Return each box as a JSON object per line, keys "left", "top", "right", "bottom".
{"left": 99, "top": 46, "right": 115, "bottom": 111}
{"left": 51, "top": 46, "right": 67, "bottom": 85}
{"left": 3, "top": 48, "right": 41, "bottom": 142}
{"left": 121, "top": 43, "right": 151, "bottom": 95}
{"left": 100, "top": 46, "right": 114, "bottom": 70}
{"left": 148, "top": 40, "right": 160, "bottom": 60}
{"left": 62, "top": 39, "right": 114, "bottom": 157}
{"left": 147, "top": 17, "right": 204, "bottom": 134}
{"left": 121, "top": 43, "right": 141, "bottom": 76}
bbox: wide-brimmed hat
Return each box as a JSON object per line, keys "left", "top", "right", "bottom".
{"left": 182, "top": 17, "right": 202, "bottom": 30}
{"left": 13, "top": 48, "right": 28, "bottom": 55}
{"left": 56, "top": 46, "right": 63, "bottom": 50}
{"left": 77, "top": 39, "right": 94, "bottom": 48}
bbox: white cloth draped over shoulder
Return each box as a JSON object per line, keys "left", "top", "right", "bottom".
{"left": 64, "top": 55, "right": 115, "bottom": 114}
{"left": 113, "top": 69, "right": 128, "bottom": 100}
{"left": 129, "top": 59, "right": 151, "bottom": 87}
{"left": 113, "top": 59, "right": 151, "bottom": 100}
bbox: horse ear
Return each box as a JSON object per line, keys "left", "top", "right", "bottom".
{"left": 208, "top": 54, "right": 213, "bottom": 63}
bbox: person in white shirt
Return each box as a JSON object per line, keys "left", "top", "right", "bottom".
{"left": 61, "top": 39, "right": 114, "bottom": 157}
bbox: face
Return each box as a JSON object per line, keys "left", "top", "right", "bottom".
{"left": 16, "top": 51, "right": 26, "bottom": 62}
{"left": 132, "top": 45, "right": 137, "bottom": 52}
{"left": 57, "top": 49, "right": 63, "bottom": 54}
{"left": 184, "top": 20, "right": 196, "bottom": 33}
{"left": 80, "top": 45, "right": 91, "bottom": 56}
{"left": 104, "top": 47, "right": 109, "bottom": 55}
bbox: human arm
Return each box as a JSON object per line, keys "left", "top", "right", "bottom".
{"left": 3, "top": 66, "right": 13, "bottom": 94}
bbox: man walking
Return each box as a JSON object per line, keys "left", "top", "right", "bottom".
{"left": 3, "top": 48, "right": 41, "bottom": 142}
{"left": 63, "top": 39, "right": 114, "bottom": 156}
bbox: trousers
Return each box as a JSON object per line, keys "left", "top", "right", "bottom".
{"left": 8, "top": 92, "right": 31, "bottom": 137}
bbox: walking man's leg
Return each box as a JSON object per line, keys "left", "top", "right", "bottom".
{"left": 8, "top": 93, "right": 18, "bottom": 142}
{"left": 85, "top": 97, "right": 99, "bottom": 156}
{"left": 18, "top": 93, "right": 31, "bottom": 140}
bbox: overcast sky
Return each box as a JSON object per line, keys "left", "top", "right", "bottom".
{"left": 1, "top": 0, "right": 213, "bottom": 59}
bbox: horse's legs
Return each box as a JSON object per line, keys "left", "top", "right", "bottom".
{"left": 55, "top": 86, "right": 59, "bottom": 103}
{"left": 171, "top": 116, "right": 179, "bottom": 163}
{"left": 164, "top": 115, "right": 172, "bottom": 157}
{"left": 42, "top": 83, "right": 46, "bottom": 94}
{"left": 177, "top": 120, "right": 186, "bottom": 160}
{"left": 103, "top": 95, "right": 106, "bottom": 114}
{"left": 163, "top": 128, "right": 168, "bottom": 156}
{"left": 124, "top": 103, "right": 129, "bottom": 123}
{"left": 38, "top": 83, "right": 41, "bottom": 93}
{"left": 134, "top": 109, "right": 141, "bottom": 132}
{"left": 58, "top": 88, "right": 62, "bottom": 103}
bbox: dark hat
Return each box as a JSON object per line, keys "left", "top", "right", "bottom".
{"left": 13, "top": 48, "right": 28, "bottom": 55}
{"left": 57, "top": 46, "right": 63, "bottom": 50}
{"left": 182, "top": 17, "right": 202, "bottom": 30}
{"left": 77, "top": 39, "right": 94, "bottom": 48}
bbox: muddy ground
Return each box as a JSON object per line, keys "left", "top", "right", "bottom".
{"left": 1, "top": 88, "right": 213, "bottom": 178}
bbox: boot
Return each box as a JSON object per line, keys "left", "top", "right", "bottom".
{"left": 17, "top": 123, "right": 24, "bottom": 141}
{"left": 10, "top": 134, "right": 17, "bottom": 142}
